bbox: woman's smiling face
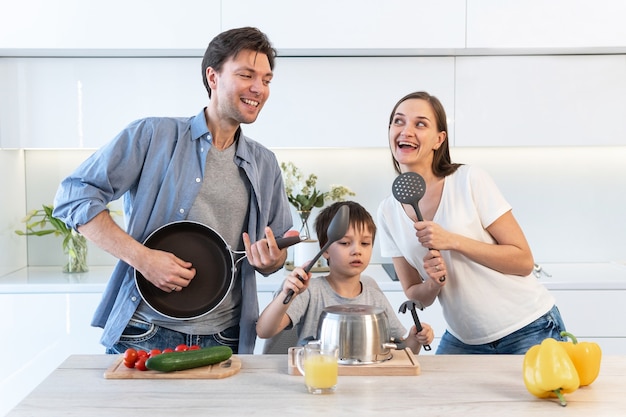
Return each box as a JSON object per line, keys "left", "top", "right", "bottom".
{"left": 389, "top": 98, "right": 446, "bottom": 171}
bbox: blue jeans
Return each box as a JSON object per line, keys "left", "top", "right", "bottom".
{"left": 436, "top": 305, "right": 566, "bottom": 355}
{"left": 105, "top": 318, "right": 240, "bottom": 354}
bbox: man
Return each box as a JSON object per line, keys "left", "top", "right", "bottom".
{"left": 53, "top": 27, "right": 292, "bottom": 354}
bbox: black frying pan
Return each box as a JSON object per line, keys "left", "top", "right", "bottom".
{"left": 135, "top": 221, "right": 302, "bottom": 320}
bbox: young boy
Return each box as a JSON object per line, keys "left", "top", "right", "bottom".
{"left": 256, "top": 201, "right": 434, "bottom": 354}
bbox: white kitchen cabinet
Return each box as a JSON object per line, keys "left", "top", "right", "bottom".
{"left": 255, "top": 291, "right": 276, "bottom": 354}
{"left": 552, "top": 290, "right": 624, "bottom": 338}
{"left": 223, "top": 0, "right": 466, "bottom": 51}
{"left": 0, "top": 56, "right": 454, "bottom": 149}
{"left": 0, "top": 0, "right": 221, "bottom": 53}
{"left": 467, "top": 0, "right": 626, "bottom": 49}
{"left": 1, "top": 262, "right": 624, "bottom": 416}
{"left": 455, "top": 55, "right": 626, "bottom": 147}
{"left": 243, "top": 56, "right": 456, "bottom": 148}
{"left": 5, "top": 53, "right": 626, "bottom": 148}
{"left": 0, "top": 292, "right": 103, "bottom": 416}
{"left": 3, "top": 0, "right": 626, "bottom": 56}
{"left": 386, "top": 287, "right": 626, "bottom": 355}
{"left": 0, "top": 57, "right": 206, "bottom": 149}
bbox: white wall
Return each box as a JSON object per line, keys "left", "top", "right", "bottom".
{"left": 0, "top": 150, "right": 27, "bottom": 275}
{"left": 1, "top": 0, "right": 626, "bottom": 271}
{"left": 7, "top": 146, "right": 626, "bottom": 269}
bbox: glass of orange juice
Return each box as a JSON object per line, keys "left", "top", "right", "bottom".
{"left": 296, "top": 341, "right": 339, "bottom": 394}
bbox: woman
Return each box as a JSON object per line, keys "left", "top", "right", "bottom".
{"left": 377, "top": 91, "right": 566, "bottom": 354}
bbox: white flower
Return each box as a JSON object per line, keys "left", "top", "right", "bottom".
{"left": 280, "top": 162, "right": 355, "bottom": 212}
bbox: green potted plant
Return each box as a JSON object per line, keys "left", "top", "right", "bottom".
{"left": 15, "top": 204, "right": 89, "bottom": 273}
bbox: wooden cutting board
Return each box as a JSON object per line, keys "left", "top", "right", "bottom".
{"left": 103, "top": 355, "right": 241, "bottom": 379}
{"left": 288, "top": 347, "right": 420, "bottom": 376}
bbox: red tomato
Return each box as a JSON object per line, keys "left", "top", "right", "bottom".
{"left": 136, "top": 350, "right": 149, "bottom": 358}
{"left": 174, "top": 344, "right": 189, "bottom": 352}
{"left": 123, "top": 348, "right": 138, "bottom": 364}
{"left": 162, "top": 348, "right": 174, "bottom": 354}
{"left": 123, "top": 359, "right": 135, "bottom": 368}
{"left": 135, "top": 357, "right": 147, "bottom": 371}
{"left": 189, "top": 345, "right": 201, "bottom": 351}
{"left": 148, "top": 349, "right": 161, "bottom": 357}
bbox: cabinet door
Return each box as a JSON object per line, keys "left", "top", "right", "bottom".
{"left": 0, "top": 57, "right": 207, "bottom": 148}
{"left": 244, "top": 56, "right": 455, "bottom": 148}
{"left": 255, "top": 292, "right": 275, "bottom": 354}
{"left": 0, "top": 293, "right": 103, "bottom": 415}
{"left": 0, "top": 0, "right": 221, "bottom": 52}
{"left": 467, "top": 0, "right": 626, "bottom": 49}
{"left": 223, "top": 0, "right": 466, "bottom": 50}
{"left": 455, "top": 55, "right": 626, "bottom": 146}
{"left": 551, "top": 290, "right": 624, "bottom": 338}
{"left": 551, "top": 289, "right": 626, "bottom": 354}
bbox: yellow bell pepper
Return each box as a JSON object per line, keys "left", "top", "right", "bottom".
{"left": 559, "top": 331, "right": 602, "bottom": 386}
{"left": 523, "top": 337, "right": 580, "bottom": 407}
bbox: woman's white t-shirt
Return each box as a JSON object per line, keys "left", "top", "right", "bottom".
{"left": 377, "top": 165, "right": 554, "bottom": 345}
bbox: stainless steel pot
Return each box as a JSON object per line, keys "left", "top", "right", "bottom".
{"left": 316, "top": 304, "right": 402, "bottom": 365}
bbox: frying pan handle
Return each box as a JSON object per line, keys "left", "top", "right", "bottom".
{"left": 241, "top": 235, "right": 303, "bottom": 293}
{"left": 234, "top": 235, "right": 303, "bottom": 266}
{"left": 240, "top": 235, "right": 302, "bottom": 288}
{"left": 275, "top": 235, "right": 303, "bottom": 249}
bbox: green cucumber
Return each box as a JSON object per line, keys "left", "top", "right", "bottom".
{"left": 145, "top": 346, "right": 233, "bottom": 372}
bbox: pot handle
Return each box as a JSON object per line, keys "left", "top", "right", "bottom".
{"left": 384, "top": 339, "right": 408, "bottom": 351}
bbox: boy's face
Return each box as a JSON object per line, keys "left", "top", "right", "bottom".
{"left": 324, "top": 225, "right": 373, "bottom": 276}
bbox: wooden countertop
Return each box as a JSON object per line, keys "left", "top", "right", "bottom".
{"left": 6, "top": 354, "right": 625, "bottom": 416}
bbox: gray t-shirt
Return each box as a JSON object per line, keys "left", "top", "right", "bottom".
{"left": 284, "top": 275, "right": 407, "bottom": 345}
{"left": 135, "top": 142, "right": 250, "bottom": 334}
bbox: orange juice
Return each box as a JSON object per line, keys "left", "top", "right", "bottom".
{"left": 304, "top": 354, "right": 338, "bottom": 389}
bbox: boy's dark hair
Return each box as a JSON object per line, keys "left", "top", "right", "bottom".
{"left": 201, "top": 27, "right": 277, "bottom": 98}
{"left": 314, "top": 201, "right": 377, "bottom": 248}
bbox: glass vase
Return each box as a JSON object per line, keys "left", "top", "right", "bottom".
{"left": 63, "top": 230, "right": 89, "bottom": 273}
{"left": 297, "top": 210, "right": 312, "bottom": 240}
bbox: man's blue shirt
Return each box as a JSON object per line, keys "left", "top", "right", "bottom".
{"left": 53, "top": 108, "right": 292, "bottom": 353}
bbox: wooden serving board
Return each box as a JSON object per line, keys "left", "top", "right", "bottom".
{"left": 288, "top": 347, "right": 420, "bottom": 376}
{"left": 104, "top": 355, "right": 241, "bottom": 379}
